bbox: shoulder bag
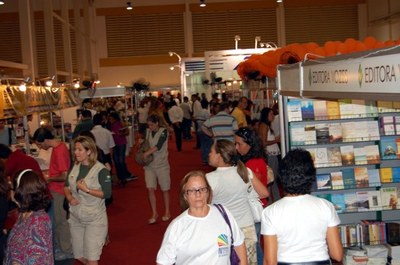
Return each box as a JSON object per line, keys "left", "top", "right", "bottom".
{"left": 214, "top": 204, "right": 241, "bottom": 265}
{"left": 248, "top": 180, "right": 264, "bottom": 223}
{"left": 134, "top": 130, "right": 154, "bottom": 166}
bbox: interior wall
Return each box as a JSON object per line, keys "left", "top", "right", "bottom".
{"left": 367, "top": 0, "right": 400, "bottom": 40}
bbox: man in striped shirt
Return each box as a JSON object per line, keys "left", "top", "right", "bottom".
{"left": 201, "top": 102, "right": 238, "bottom": 142}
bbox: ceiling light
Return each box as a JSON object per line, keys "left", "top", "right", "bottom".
{"left": 277, "top": 0, "right": 283, "bottom": 2}
{"left": 200, "top": 0, "right": 206, "bottom": 7}
{"left": 126, "top": 2, "right": 133, "bottom": 10}
{"left": 0, "top": 1, "right": 4, "bottom": 5}
{"left": 19, "top": 82, "right": 26, "bottom": 92}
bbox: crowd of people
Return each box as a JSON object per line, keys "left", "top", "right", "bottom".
{"left": 0, "top": 91, "right": 344, "bottom": 265}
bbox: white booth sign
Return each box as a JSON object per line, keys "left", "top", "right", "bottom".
{"left": 278, "top": 63, "right": 303, "bottom": 96}
{"left": 302, "top": 46, "right": 400, "bottom": 98}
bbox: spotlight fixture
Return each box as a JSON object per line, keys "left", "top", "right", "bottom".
{"left": 0, "top": 1, "right": 4, "bottom": 5}
{"left": 126, "top": 2, "right": 133, "bottom": 10}
{"left": 200, "top": 0, "right": 206, "bottom": 7}
{"left": 277, "top": 0, "right": 283, "bottom": 2}
{"left": 255, "top": 36, "right": 261, "bottom": 49}
{"left": 234, "top": 35, "right": 241, "bottom": 50}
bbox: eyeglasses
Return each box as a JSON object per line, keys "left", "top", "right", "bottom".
{"left": 185, "top": 187, "right": 209, "bottom": 196}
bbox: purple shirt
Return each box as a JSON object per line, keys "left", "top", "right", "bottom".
{"left": 111, "top": 121, "right": 127, "bottom": 146}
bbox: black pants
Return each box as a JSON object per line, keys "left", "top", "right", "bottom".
{"left": 172, "top": 123, "right": 182, "bottom": 151}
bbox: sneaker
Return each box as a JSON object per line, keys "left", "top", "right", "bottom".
{"left": 125, "top": 175, "right": 138, "bottom": 182}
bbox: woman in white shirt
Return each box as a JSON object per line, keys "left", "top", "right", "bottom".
{"left": 261, "top": 149, "right": 343, "bottom": 265}
{"left": 206, "top": 139, "right": 268, "bottom": 265}
{"left": 157, "top": 170, "right": 247, "bottom": 265}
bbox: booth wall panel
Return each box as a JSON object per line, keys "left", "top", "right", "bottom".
{"left": 192, "top": 8, "right": 277, "bottom": 53}
{"left": 285, "top": 5, "right": 359, "bottom": 45}
{"left": 105, "top": 13, "right": 185, "bottom": 57}
{"left": 34, "top": 18, "right": 48, "bottom": 77}
{"left": 0, "top": 20, "right": 22, "bottom": 63}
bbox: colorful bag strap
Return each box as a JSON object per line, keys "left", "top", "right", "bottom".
{"left": 214, "top": 204, "right": 235, "bottom": 245}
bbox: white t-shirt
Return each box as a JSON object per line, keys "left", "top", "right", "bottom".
{"left": 157, "top": 205, "right": 244, "bottom": 265}
{"left": 206, "top": 167, "right": 254, "bottom": 228}
{"left": 261, "top": 194, "right": 340, "bottom": 262}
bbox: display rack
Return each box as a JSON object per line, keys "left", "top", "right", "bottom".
{"left": 277, "top": 46, "right": 400, "bottom": 248}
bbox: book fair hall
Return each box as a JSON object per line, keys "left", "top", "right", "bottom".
{"left": 1, "top": 0, "right": 400, "bottom": 265}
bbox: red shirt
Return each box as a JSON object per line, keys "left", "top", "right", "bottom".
{"left": 5, "top": 149, "right": 43, "bottom": 179}
{"left": 48, "top": 142, "right": 70, "bottom": 195}
{"left": 245, "top": 158, "right": 268, "bottom": 206}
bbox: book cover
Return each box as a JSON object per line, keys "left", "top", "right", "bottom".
{"left": 316, "top": 174, "right": 332, "bottom": 190}
{"left": 394, "top": 102, "right": 400, "bottom": 111}
{"left": 367, "top": 190, "right": 382, "bottom": 211}
{"left": 345, "top": 192, "right": 358, "bottom": 212}
{"left": 315, "top": 148, "right": 329, "bottom": 168}
{"left": 340, "top": 145, "right": 355, "bottom": 166}
{"left": 326, "top": 100, "right": 340, "bottom": 120}
{"left": 354, "top": 121, "right": 369, "bottom": 141}
{"left": 364, "top": 145, "right": 380, "bottom": 164}
{"left": 305, "top": 148, "right": 316, "bottom": 163}
{"left": 342, "top": 122, "right": 358, "bottom": 142}
{"left": 316, "top": 193, "right": 331, "bottom": 202}
{"left": 367, "top": 168, "right": 381, "bottom": 187}
{"left": 287, "top": 100, "right": 303, "bottom": 122}
{"left": 331, "top": 171, "right": 344, "bottom": 190}
{"left": 351, "top": 99, "right": 367, "bottom": 118}
{"left": 380, "top": 116, "right": 395, "bottom": 136}
{"left": 331, "top": 193, "right": 346, "bottom": 213}
{"left": 327, "top": 146, "right": 342, "bottom": 167}
{"left": 289, "top": 125, "right": 305, "bottom": 146}
{"left": 395, "top": 115, "right": 400, "bottom": 135}
{"left": 354, "top": 146, "right": 368, "bottom": 165}
{"left": 380, "top": 187, "right": 398, "bottom": 210}
{"left": 304, "top": 125, "right": 317, "bottom": 145}
{"left": 313, "top": 100, "right": 328, "bottom": 120}
{"left": 354, "top": 167, "right": 369, "bottom": 188}
{"left": 338, "top": 99, "right": 353, "bottom": 119}
{"left": 315, "top": 123, "right": 330, "bottom": 144}
{"left": 300, "top": 100, "right": 315, "bottom": 121}
{"left": 366, "top": 120, "right": 380, "bottom": 141}
{"left": 397, "top": 137, "right": 400, "bottom": 159}
{"left": 342, "top": 168, "right": 356, "bottom": 189}
{"left": 380, "top": 137, "right": 398, "bottom": 160}
{"left": 386, "top": 223, "right": 400, "bottom": 244}
{"left": 329, "top": 123, "right": 343, "bottom": 143}
{"left": 377, "top": 101, "right": 394, "bottom": 113}
{"left": 365, "top": 100, "right": 378, "bottom": 117}
{"left": 392, "top": 167, "right": 400, "bottom": 183}
{"left": 380, "top": 167, "right": 393, "bottom": 183}
{"left": 356, "top": 191, "right": 370, "bottom": 212}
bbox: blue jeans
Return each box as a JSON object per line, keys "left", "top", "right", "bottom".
{"left": 113, "top": 144, "right": 131, "bottom": 180}
{"left": 255, "top": 222, "right": 263, "bottom": 265}
{"left": 199, "top": 132, "right": 212, "bottom": 163}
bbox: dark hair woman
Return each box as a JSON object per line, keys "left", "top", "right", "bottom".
{"left": 4, "top": 169, "right": 53, "bottom": 264}
{"left": 261, "top": 149, "right": 343, "bottom": 265}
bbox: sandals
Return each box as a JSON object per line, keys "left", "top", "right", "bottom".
{"left": 148, "top": 214, "right": 158, "bottom": 225}
{"left": 161, "top": 215, "right": 171, "bottom": 222}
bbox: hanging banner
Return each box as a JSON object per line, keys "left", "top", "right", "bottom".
{"left": 302, "top": 46, "right": 400, "bottom": 96}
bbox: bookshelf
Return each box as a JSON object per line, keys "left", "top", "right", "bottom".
{"left": 282, "top": 97, "right": 400, "bottom": 247}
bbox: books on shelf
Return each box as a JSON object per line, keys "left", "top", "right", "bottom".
{"left": 345, "top": 192, "right": 358, "bottom": 212}
{"left": 366, "top": 120, "right": 381, "bottom": 140}
{"left": 326, "top": 100, "right": 340, "bottom": 120}
{"left": 365, "top": 145, "right": 380, "bottom": 164}
{"left": 316, "top": 174, "right": 331, "bottom": 190}
{"left": 313, "top": 100, "right": 327, "bottom": 120}
{"left": 290, "top": 125, "right": 305, "bottom": 145}
{"left": 380, "top": 137, "right": 398, "bottom": 160}
{"left": 367, "top": 169, "right": 381, "bottom": 187}
{"left": 354, "top": 167, "right": 369, "bottom": 188}
{"left": 393, "top": 167, "right": 400, "bottom": 183}
{"left": 380, "top": 187, "right": 398, "bottom": 210}
{"left": 342, "top": 122, "right": 359, "bottom": 142}
{"left": 356, "top": 191, "right": 370, "bottom": 212}
{"left": 380, "top": 168, "right": 393, "bottom": 183}
{"left": 300, "top": 100, "right": 315, "bottom": 121}
{"left": 315, "top": 148, "right": 329, "bottom": 167}
{"left": 367, "top": 190, "right": 382, "bottom": 211}
{"left": 378, "top": 101, "right": 395, "bottom": 113}
{"left": 327, "top": 146, "right": 342, "bottom": 167}
{"left": 386, "top": 222, "right": 400, "bottom": 244}
{"left": 339, "top": 99, "right": 353, "bottom": 119}
{"left": 328, "top": 123, "right": 343, "bottom": 143}
{"left": 340, "top": 145, "right": 355, "bottom": 166}
{"left": 365, "top": 100, "right": 378, "bottom": 117}
{"left": 380, "top": 116, "right": 396, "bottom": 136}
{"left": 304, "top": 125, "right": 317, "bottom": 145}
{"left": 315, "top": 123, "right": 330, "bottom": 144}
{"left": 352, "top": 99, "right": 367, "bottom": 118}
{"left": 331, "top": 193, "right": 346, "bottom": 213}
{"left": 354, "top": 146, "right": 368, "bottom": 165}
{"left": 287, "top": 100, "right": 303, "bottom": 122}
{"left": 331, "top": 171, "right": 344, "bottom": 190}
{"left": 343, "top": 168, "right": 356, "bottom": 189}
